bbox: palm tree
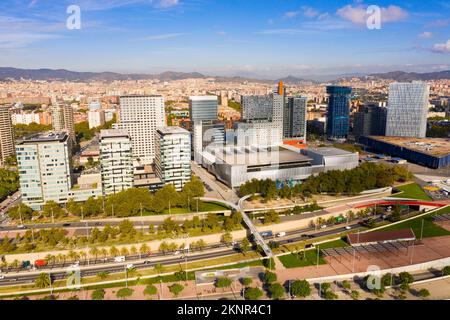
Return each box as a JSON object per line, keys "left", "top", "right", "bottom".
{"left": 139, "top": 243, "right": 149, "bottom": 257}
{"left": 89, "top": 247, "right": 99, "bottom": 261}
{"left": 67, "top": 250, "right": 77, "bottom": 262}
{"left": 100, "top": 248, "right": 108, "bottom": 259}
{"left": 130, "top": 246, "right": 137, "bottom": 256}
{"left": 35, "top": 273, "right": 51, "bottom": 288}
{"left": 154, "top": 263, "right": 164, "bottom": 275}
{"left": 56, "top": 254, "right": 65, "bottom": 264}
{"left": 120, "top": 247, "right": 129, "bottom": 256}
{"left": 110, "top": 246, "right": 119, "bottom": 257}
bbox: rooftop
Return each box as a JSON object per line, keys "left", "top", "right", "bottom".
{"left": 206, "top": 145, "right": 312, "bottom": 166}
{"left": 368, "top": 136, "right": 450, "bottom": 157}
{"left": 156, "top": 126, "right": 190, "bottom": 135}
{"left": 189, "top": 96, "right": 218, "bottom": 101}
{"left": 306, "top": 147, "right": 357, "bottom": 157}
{"left": 18, "top": 131, "right": 68, "bottom": 144}
{"left": 100, "top": 129, "right": 129, "bottom": 139}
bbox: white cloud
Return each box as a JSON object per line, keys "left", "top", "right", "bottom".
{"left": 337, "top": 4, "right": 408, "bottom": 25}
{"left": 418, "top": 31, "right": 433, "bottom": 39}
{"left": 137, "top": 33, "right": 185, "bottom": 40}
{"left": 432, "top": 40, "right": 450, "bottom": 53}
{"left": 302, "top": 6, "right": 319, "bottom": 18}
{"left": 155, "top": 0, "right": 179, "bottom": 8}
{"left": 283, "top": 11, "right": 301, "bottom": 19}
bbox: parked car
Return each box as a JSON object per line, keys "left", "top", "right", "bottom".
{"left": 276, "top": 232, "right": 286, "bottom": 237}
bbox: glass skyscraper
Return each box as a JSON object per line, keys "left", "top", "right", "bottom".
{"left": 385, "top": 82, "right": 429, "bottom": 138}
{"left": 326, "top": 86, "right": 352, "bottom": 140}
{"left": 189, "top": 96, "right": 218, "bottom": 122}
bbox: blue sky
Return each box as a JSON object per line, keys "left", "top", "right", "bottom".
{"left": 0, "top": 0, "right": 449, "bottom": 78}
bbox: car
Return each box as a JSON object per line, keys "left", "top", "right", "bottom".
{"left": 173, "top": 251, "right": 180, "bottom": 255}
{"left": 320, "top": 225, "right": 327, "bottom": 229}
{"left": 143, "top": 260, "right": 151, "bottom": 264}
{"left": 276, "top": 232, "right": 286, "bottom": 237}
{"left": 305, "top": 244, "right": 315, "bottom": 249}
{"left": 0, "top": 275, "right": 5, "bottom": 280}
{"left": 17, "top": 224, "right": 25, "bottom": 229}
{"left": 69, "top": 264, "right": 79, "bottom": 268}
{"left": 345, "top": 226, "right": 352, "bottom": 230}
{"left": 62, "top": 223, "right": 71, "bottom": 227}
{"left": 114, "top": 256, "right": 126, "bottom": 263}
{"left": 126, "top": 264, "right": 134, "bottom": 269}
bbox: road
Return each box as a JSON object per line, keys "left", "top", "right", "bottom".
{"left": 0, "top": 220, "right": 364, "bottom": 286}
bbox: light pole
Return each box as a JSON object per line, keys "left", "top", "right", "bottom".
{"left": 420, "top": 219, "right": 424, "bottom": 240}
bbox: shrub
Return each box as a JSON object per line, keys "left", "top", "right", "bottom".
{"left": 244, "top": 287, "right": 263, "bottom": 300}
{"left": 143, "top": 284, "right": 158, "bottom": 296}
{"left": 116, "top": 288, "right": 134, "bottom": 300}
{"left": 91, "top": 288, "right": 106, "bottom": 300}
{"left": 169, "top": 283, "right": 184, "bottom": 297}
{"left": 268, "top": 283, "right": 285, "bottom": 300}
{"left": 240, "top": 277, "right": 253, "bottom": 286}
{"left": 290, "top": 280, "right": 311, "bottom": 298}
{"left": 263, "top": 271, "right": 277, "bottom": 284}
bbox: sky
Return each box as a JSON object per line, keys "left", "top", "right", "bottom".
{"left": 0, "top": 0, "right": 449, "bottom": 79}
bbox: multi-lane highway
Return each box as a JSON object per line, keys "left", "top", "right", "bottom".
{"left": 0, "top": 220, "right": 364, "bottom": 286}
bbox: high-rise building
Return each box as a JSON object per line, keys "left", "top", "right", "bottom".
{"left": 0, "top": 105, "right": 15, "bottom": 165}
{"left": 155, "top": 126, "right": 191, "bottom": 191}
{"left": 242, "top": 95, "right": 274, "bottom": 121}
{"left": 116, "top": 95, "right": 165, "bottom": 165}
{"left": 193, "top": 121, "right": 225, "bottom": 164}
{"left": 385, "top": 82, "right": 429, "bottom": 138}
{"left": 189, "top": 96, "right": 218, "bottom": 122}
{"left": 353, "top": 104, "right": 387, "bottom": 138}
{"left": 88, "top": 109, "right": 106, "bottom": 129}
{"left": 99, "top": 130, "right": 133, "bottom": 195}
{"left": 16, "top": 132, "right": 72, "bottom": 209}
{"left": 326, "top": 86, "right": 352, "bottom": 140}
{"left": 284, "top": 96, "right": 307, "bottom": 141}
{"left": 51, "top": 103, "right": 75, "bottom": 143}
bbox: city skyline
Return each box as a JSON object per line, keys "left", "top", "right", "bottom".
{"left": 0, "top": 0, "right": 449, "bottom": 78}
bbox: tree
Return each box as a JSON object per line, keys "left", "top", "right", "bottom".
{"left": 215, "top": 277, "right": 232, "bottom": 289}
{"left": 169, "top": 283, "right": 184, "bottom": 297}
{"left": 263, "top": 270, "right": 277, "bottom": 284}
{"left": 398, "top": 272, "right": 414, "bottom": 289}
{"left": 91, "top": 288, "right": 106, "bottom": 300}
{"left": 7, "top": 203, "right": 33, "bottom": 221}
{"left": 323, "top": 290, "right": 338, "bottom": 300}
{"left": 350, "top": 290, "right": 360, "bottom": 300}
{"left": 268, "top": 283, "right": 285, "bottom": 300}
{"left": 290, "top": 280, "right": 311, "bottom": 298}
{"left": 240, "top": 238, "right": 250, "bottom": 254}
{"left": 418, "top": 288, "right": 430, "bottom": 298}
{"left": 154, "top": 263, "right": 164, "bottom": 275}
{"left": 116, "top": 288, "right": 134, "bottom": 300}
{"left": 244, "top": 287, "right": 263, "bottom": 300}
{"left": 442, "top": 266, "right": 450, "bottom": 276}
{"left": 263, "top": 210, "right": 280, "bottom": 224}
{"left": 220, "top": 232, "right": 233, "bottom": 245}
{"left": 35, "top": 273, "right": 51, "bottom": 288}
{"left": 144, "top": 284, "right": 158, "bottom": 296}
{"left": 96, "top": 271, "right": 109, "bottom": 280}
{"left": 240, "top": 277, "right": 253, "bottom": 286}
{"left": 42, "top": 201, "right": 64, "bottom": 218}
{"left": 140, "top": 243, "right": 150, "bottom": 256}
{"left": 66, "top": 198, "right": 81, "bottom": 216}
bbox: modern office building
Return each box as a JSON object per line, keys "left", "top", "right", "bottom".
{"left": 51, "top": 103, "right": 75, "bottom": 143}
{"left": 88, "top": 109, "right": 106, "bottom": 129}
{"left": 193, "top": 121, "right": 226, "bottom": 164}
{"left": 16, "top": 132, "right": 101, "bottom": 209}
{"left": 385, "top": 82, "right": 429, "bottom": 138}
{"left": 189, "top": 96, "right": 218, "bottom": 122}
{"left": 284, "top": 96, "right": 307, "bottom": 141}
{"left": 326, "top": 86, "right": 352, "bottom": 140}
{"left": 155, "top": 126, "right": 191, "bottom": 191}
{"left": 99, "top": 130, "right": 134, "bottom": 195}
{"left": 116, "top": 95, "right": 165, "bottom": 165}
{"left": 202, "top": 145, "right": 358, "bottom": 189}
{"left": 0, "top": 105, "right": 15, "bottom": 165}
{"left": 242, "top": 94, "right": 283, "bottom": 122}
{"left": 358, "top": 136, "right": 450, "bottom": 169}
{"left": 234, "top": 120, "right": 283, "bottom": 147}
{"left": 353, "top": 104, "right": 387, "bottom": 138}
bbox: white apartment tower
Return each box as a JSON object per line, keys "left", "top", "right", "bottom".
{"left": 155, "top": 126, "right": 191, "bottom": 191}
{"left": 385, "top": 82, "right": 430, "bottom": 138}
{"left": 51, "top": 103, "right": 75, "bottom": 143}
{"left": 117, "top": 95, "right": 165, "bottom": 165}
{"left": 99, "top": 130, "right": 133, "bottom": 195}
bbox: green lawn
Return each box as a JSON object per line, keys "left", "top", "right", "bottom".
{"left": 144, "top": 201, "right": 230, "bottom": 216}
{"left": 373, "top": 206, "right": 450, "bottom": 238}
{"left": 278, "top": 238, "right": 349, "bottom": 268}
{"left": 392, "top": 183, "right": 432, "bottom": 201}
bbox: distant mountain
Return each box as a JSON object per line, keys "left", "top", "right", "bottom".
{"left": 368, "top": 70, "right": 450, "bottom": 81}
{"left": 276, "top": 75, "right": 310, "bottom": 84}
{"left": 0, "top": 67, "right": 207, "bottom": 82}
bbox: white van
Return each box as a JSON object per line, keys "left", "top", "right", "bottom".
{"left": 276, "top": 232, "right": 286, "bottom": 237}
{"left": 114, "top": 256, "right": 126, "bottom": 263}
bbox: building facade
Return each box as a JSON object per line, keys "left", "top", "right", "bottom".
{"left": 0, "top": 106, "right": 15, "bottom": 165}
{"left": 284, "top": 96, "right": 307, "bottom": 141}
{"left": 193, "top": 121, "right": 226, "bottom": 165}
{"left": 88, "top": 109, "right": 106, "bottom": 129}
{"left": 385, "top": 82, "right": 429, "bottom": 138}
{"left": 51, "top": 103, "right": 75, "bottom": 144}
{"left": 155, "top": 126, "right": 191, "bottom": 191}
{"left": 326, "top": 86, "right": 352, "bottom": 140}
{"left": 353, "top": 104, "right": 387, "bottom": 138}
{"left": 189, "top": 96, "right": 218, "bottom": 122}
{"left": 99, "top": 130, "right": 134, "bottom": 195}
{"left": 116, "top": 95, "right": 165, "bottom": 165}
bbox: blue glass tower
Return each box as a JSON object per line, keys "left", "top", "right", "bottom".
{"left": 326, "top": 86, "right": 352, "bottom": 140}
